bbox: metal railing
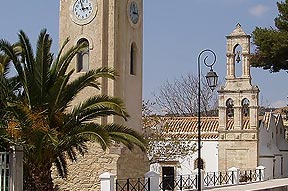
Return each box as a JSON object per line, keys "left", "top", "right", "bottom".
{"left": 204, "top": 171, "right": 234, "bottom": 187}
{"left": 116, "top": 177, "right": 150, "bottom": 191}
{"left": 239, "top": 169, "right": 262, "bottom": 183}
{"left": 159, "top": 174, "right": 197, "bottom": 191}
{"left": 158, "top": 168, "right": 264, "bottom": 191}
{"left": 0, "top": 152, "right": 10, "bottom": 191}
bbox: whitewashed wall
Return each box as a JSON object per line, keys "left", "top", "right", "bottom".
{"left": 177, "top": 140, "right": 218, "bottom": 175}
{"left": 258, "top": 113, "right": 288, "bottom": 179}
{"left": 150, "top": 140, "right": 218, "bottom": 176}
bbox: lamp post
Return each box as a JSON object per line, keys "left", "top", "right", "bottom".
{"left": 197, "top": 49, "right": 218, "bottom": 191}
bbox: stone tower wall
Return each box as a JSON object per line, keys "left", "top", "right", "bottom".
{"left": 218, "top": 24, "right": 260, "bottom": 171}
{"left": 218, "top": 140, "right": 258, "bottom": 171}
{"left": 56, "top": 0, "right": 149, "bottom": 190}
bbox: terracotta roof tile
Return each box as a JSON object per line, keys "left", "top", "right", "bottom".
{"left": 144, "top": 116, "right": 251, "bottom": 140}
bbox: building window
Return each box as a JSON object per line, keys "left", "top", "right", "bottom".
{"left": 194, "top": 158, "right": 205, "bottom": 170}
{"left": 76, "top": 38, "right": 89, "bottom": 72}
{"left": 130, "top": 42, "right": 137, "bottom": 75}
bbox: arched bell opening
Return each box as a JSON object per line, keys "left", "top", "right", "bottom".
{"left": 226, "top": 98, "right": 234, "bottom": 130}
{"left": 233, "top": 44, "right": 243, "bottom": 78}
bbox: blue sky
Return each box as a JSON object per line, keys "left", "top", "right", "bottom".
{"left": 0, "top": 0, "right": 286, "bottom": 107}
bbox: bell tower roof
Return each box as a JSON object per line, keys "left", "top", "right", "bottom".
{"left": 229, "top": 23, "right": 246, "bottom": 36}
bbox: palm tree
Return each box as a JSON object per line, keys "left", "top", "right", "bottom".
{"left": 0, "top": 30, "right": 146, "bottom": 191}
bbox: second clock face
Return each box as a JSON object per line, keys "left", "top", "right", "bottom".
{"left": 129, "top": 1, "right": 139, "bottom": 24}
{"left": 73, "top": 0, "right": 93, "bottom": 21}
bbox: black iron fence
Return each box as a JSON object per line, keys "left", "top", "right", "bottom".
{"left": 159, "top": 174, "right": 197, "bottom": 191}
{"left": 158, "top": 168, "right": 264, "bottom": 191}
{"left": 239, "top": 169, "right": 262, "bottom": 183}
{"left": 204, "top": 171, "right": 235, "bottom": 187}
{"left": 116, "top": 177, "right": 150, "bottom": 191}
{"left": 115, "top": 168, "right": 264, "bottom": 191}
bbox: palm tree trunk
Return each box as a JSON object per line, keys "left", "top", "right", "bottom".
{"left": 24, "top": 161, "right": 54, "bottom": 191}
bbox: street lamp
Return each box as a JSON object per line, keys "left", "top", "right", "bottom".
{"left": 197, "top": 49, "right": 218, "bottom": 191}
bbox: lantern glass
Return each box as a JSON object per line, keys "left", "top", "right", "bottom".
{"left": 205, "top": 70, "right": 218, "bottom": 91}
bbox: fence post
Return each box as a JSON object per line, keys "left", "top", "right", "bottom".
{"left": 193, "top": 168, "right": 204, "bottom": 189}
{"left": 145, "top": 170, "right": 160, "bottom": 191}
{"left": 228, "top": 167, "right": 239, "bottom": 185}
{"left": 10, "top": 146, "right": 23, "bottom": 191}
{"left": 99, "top": 172, "right": 116, "bottom": 191}
{"left": 256, "top": 166, "right": 266, "bottom": 181}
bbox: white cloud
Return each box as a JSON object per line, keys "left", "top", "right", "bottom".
{"left": 249, "top": 4, "right": 269, "bottom": 17}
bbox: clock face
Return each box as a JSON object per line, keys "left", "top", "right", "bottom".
{"left": 129, "top": 1, "right": 139, "bottom": 24}
{"left": 73, "top": 0, "right": 93, "bottom": 21}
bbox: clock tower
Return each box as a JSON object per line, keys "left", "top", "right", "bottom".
{"left": 55, "top": 0, "right": 148, "bottom": 190}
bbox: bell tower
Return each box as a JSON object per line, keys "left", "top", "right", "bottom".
{"left": 56, "top": 0, "right": 148, "bottom": 190}
{"left": 218, "top": 24, "right": 260, "bottom": 171}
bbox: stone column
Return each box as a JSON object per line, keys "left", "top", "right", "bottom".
{"left": 233, "top": 106, "right": 241, "bottom": 130}
{"left": 10, "top": 146, "right": 23, "bottom": 191}
{"left": 228, "top": 167, "right": 240, "bottom": 185}
{"left": 226, "top": 53, "right": 235, "bottom": 79}
{"left": 145, "top": 170, "right": 160, "bottom": 191}
{"left": 256, "top": 166, "right": 266, "bottom": 181}
{"left": 218, "top": 106, "right": 226, "bottom": 131}
{"left": 99, "top": 172, "right": 115, "bottom": 191}
{"left": 242, "top": 53, "right": 250, "bottom": 78}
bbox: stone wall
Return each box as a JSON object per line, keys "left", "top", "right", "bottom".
{"left": 53, "top": 142, "right": 119, "bottom": 190}
{"left": 218, "top": 139, "right": 258, "bottom": 171}
{"left": 52, "top": 142, "right": 149, "bottom": 191}
{"left": 117, "top": 147, "right": 149, "bottom": 179}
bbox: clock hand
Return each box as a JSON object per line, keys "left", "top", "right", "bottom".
{"left": 79, "top": 0, "right": 85, "bottom": 10}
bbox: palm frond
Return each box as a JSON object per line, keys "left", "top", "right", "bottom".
{"left": 47, "top": 70, "right": 73, "bottom": 118}
{"left": 58, "top": 70, "right": 101, "bottom": 111}
{"left": 60, "top": 123, "right": 110, "bottom": 151}
{"left": 70, "top": 95, "right": 129, "bottom": 123}
{"left": 0, "top": 54, "right": 11, "bottom": 77}
{"left": 50, "top": 38, "right": 69, "bottom": 80}
{"left": 54, "top": 153, "right": 68, "bottom": 178}
{"left": 0, "top": 39, "right": 18, "bottom": 65}
{"left": 92, "top": 67, "right": 117, "bottom": 80}
{"left": 55, "top": 42, "right": 86, "bottom": 78}
{"left": 18, "top": 30, "right": 35, "bottom": 75}
{"left": 35, "top": 29, "right": 53, "bottom": 101}
{"left": 104, "top": 124, "right": 146, "bottom": 152}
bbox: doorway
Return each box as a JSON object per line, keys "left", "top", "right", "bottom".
{"left": 162, "top": 166, "right": 174, "bottom": 190}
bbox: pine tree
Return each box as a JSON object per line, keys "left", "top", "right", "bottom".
{"left": 251, "top": 0, "right": 288, "bottom": 72}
